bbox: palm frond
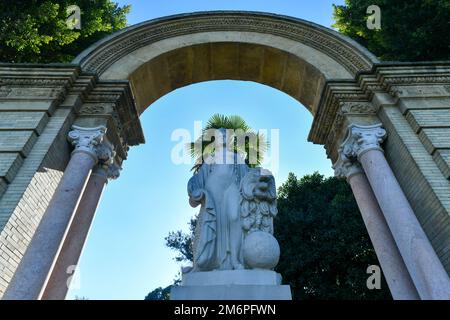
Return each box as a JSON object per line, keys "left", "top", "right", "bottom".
{"left": 188, "top": 114, "right": 269, "bottom": 172}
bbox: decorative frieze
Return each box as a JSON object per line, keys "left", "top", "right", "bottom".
{"left": 78, "top": 105, "right": 107, "bottom": 114}
{"left": 77, "top": 12, "right": 375, "bottom": 76}
{"left": 339, "top": 102, "right": 378, "bottom": 115}
{"left": 95, "top": 138, "right": 115, "bottom": 166}
{"left": 383, "top": 76, "right": 450, "bottom": 85}
{"left": 387, "top": 85, "right": 450, "bottom": 98}
{"left": 0, "top": 87, "right": 12, "bottom": 97}
{"left": 0, "top": 78, "right": 70, "bottom": 87}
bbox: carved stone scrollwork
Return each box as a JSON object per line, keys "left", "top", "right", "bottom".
{"left": 341, "top": 123, "right": 387, "bottom": 160}
{"left": 95, "top": 138, "right": 115, "bottom": 166}
{"left": 333, "top": 151, "right": 363, "bottom": 180}
{"left": 79, "top": 105, "right": 106, "bottom": 114}
{"left": 67, "top": 125, "right": 107, "bottom": 161}
{"left": 338, "top": 102, "right": 378, "bottom": 115}
{"left": 106, "top": 163, "right": 121, "bottom": 180}
{"left": 0, "top": 87, "right": 12, "bottom": 97}
{"left": 92, "top": 137, "right": 122, "bottom": 180}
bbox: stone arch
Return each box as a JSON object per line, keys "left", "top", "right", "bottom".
{"left": 73, "top": 11, "right": 378, "bottom": 114}
{"left": 2, "top": 11, "right": 450, "bottom": 301}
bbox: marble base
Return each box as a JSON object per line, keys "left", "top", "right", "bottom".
{"left": 170, "top": 270, "right": 292, "bottom": 300}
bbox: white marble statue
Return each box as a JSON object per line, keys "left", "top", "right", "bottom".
{"left": 187, "top": 128, "right": 279, "bottom": 272}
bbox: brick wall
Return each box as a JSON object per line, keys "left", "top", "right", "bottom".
{"left": 379, "top": 90, "right": 450, "bottom": 273}
{"left": 0, "top": 108, "right": 74, "bottom": 297}
{"left": 0, "top": 66, "right": 80, "bottom": 298}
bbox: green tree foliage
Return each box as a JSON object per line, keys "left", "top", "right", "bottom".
{"left": 0, "top": 0, "right": 130, "bottom": 63}
{"left": 274, "top": 172, "right": 391, "bottom": 299}
{"left": 147, "top": 172, "right": 392, "bottom": 300}
{"left": 333, "top": 0, "right": 450, "bottom": 61}
{"left": 165, "top": 217, "right": 197, "bottom": 263}
{"left": 144, "top": 286, "right": 171, "bottom": 301}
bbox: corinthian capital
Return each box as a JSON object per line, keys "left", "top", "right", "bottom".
{"left": 67, "top": 125, "right": 107, "bottom": 161}
{"left": 96, "top": 138, "right": 115, "bottom": 166}
{"left": 341, "top": 123, "right": 386, "bottom": 160}
{"left": 92, "top": 162, "right": 121, "bottom": 181}
{"left": 106, "top": 163, "right": 121, "bottom": 180}
{"left": 333, "top": 151, "right": 363, "bottom": 180}
{"left": 96, "top": 138, "right": 121, "bottom": 180}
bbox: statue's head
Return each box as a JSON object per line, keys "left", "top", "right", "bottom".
{"left": 216, "top": 128, "right": 227, "bottom": 149}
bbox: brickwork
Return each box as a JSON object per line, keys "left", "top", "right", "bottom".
{"left": 0, "top": 66, "right": 81, "bottom": 297}
{"left": 379, "top": 106, "right": 450, "bottom": 272}
{"left": 0, "top": 108, "right": 74, "bottom": 296}
{"left": 0, "top": 65, "right": 141, "bottom": 298}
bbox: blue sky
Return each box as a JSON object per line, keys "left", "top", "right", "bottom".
{"left": 67, "top": 0, "right": 344, "bottom": 300}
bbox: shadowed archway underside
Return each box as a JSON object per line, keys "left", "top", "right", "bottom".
{"left": 74, "top": 11, "right": 378, "bottom": 115}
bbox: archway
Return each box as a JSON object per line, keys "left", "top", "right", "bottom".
{"left": 1, "top": 11, "right": 449, "bottom": 301}
{"left": 66, "top": 79, "right": 334, "bottom": 299}
{"left": 73, "top": 11, "right": 377, "bottom": 115}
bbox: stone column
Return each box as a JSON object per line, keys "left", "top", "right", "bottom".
{"left": 40, "top": 140, "right": 120, "bottom": 300}
{"left": 334, "top": 153, "right": 419, "bottom": 300}
{"left": 3, "top": 125, "right": 106, "bottom": 300}
{"left": 342, "top": 123, "right": 450, "bottom": 300}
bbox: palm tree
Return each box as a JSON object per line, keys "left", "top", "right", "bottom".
{"left": 188, "top": 114, "right": 268, "bottom": 172}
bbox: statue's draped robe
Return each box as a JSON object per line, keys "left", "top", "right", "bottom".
{"left": 188, "top": 159, "right": 249, "bottom": 271}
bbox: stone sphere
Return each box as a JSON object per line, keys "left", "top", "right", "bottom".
{"left": 243, "top": 231, "right": 280, "bottom": 269}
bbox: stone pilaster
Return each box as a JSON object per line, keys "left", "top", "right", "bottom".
{"left": 41, "top": 138, "right": 120, "bottom": 300}
{"left": 3, "top": 126, "right": 107, "bottom": 300}
{"left": 334, "top": 151, "right": 419, "bottom": 300}
{"left": 340, "top": 124, "right": 450, "bottom": 299}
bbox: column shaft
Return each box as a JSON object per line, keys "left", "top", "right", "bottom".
{"left": 360, "top": 149, "right": 450, "bottom": 299}
{"left": 348, "top": 172, "right": 419, "bottom": 299}
{"left": 3, "top": 152, "right": 96, "bottom": 300}
{"left": 41, "top": 169, "right": 108, "bottom": 300}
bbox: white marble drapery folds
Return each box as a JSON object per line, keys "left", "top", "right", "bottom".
{"left": 188, "top": 149, "right": 249, "bottom": 271}
{"left": 187, "top": 136, "right": 279, "bottom": 273}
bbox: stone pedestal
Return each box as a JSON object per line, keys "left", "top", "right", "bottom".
{"left": 170, "top": 270, "right": 292, "bottom": 300}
